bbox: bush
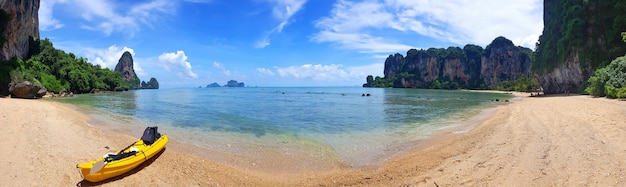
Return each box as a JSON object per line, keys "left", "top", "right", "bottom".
{"left": 40, "top": 73, "right": 68, "bottom": 92}
{"left": 586, "top": 55, "right": 626, "bottom": 98}
{"left": 496, "top": 75, "right": 540, "bottom": 92}
{"left": 585, "top": 67, "right": 609, "bottom": 97}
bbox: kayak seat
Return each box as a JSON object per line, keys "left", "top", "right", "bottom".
{"left": 141, "top": 126, "right": 161, "bottom": 145}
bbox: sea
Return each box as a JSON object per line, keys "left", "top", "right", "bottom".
{"left": 53, "top": 87, "right": 514, "bottom": 171}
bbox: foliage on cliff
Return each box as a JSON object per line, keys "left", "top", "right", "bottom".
{"left": 534, "top": 0, "right": 626, "bottom": 74}
{"left": 0, "top": 38, "right": 128, "bottom": 94}
{"left": 365, "top": 36, "right": 534, "bottom": 91}
{"left": 586, "top": 32, "right": 626, "bottom": 98}
{"left": 585, "top": 55, "right": 626, "bottom": 98}
{"left": 496, "top": 75, "right": 541, "bottom": 92}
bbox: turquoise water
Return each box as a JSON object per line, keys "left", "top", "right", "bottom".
{"left": 54, "top": 87, "right": 513, "bottom": 168}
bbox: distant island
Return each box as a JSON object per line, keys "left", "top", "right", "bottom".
{"left": 114, "top": 51, "right": 159, "bottom": 90}
{"left": 206, "top": 82, "right": 220, "bottom": 88}
{"left": 205, "top": 80, "right": 244, "bottom": 88}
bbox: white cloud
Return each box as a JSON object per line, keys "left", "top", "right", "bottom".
{"left": 158, "top": 51, "right": 198, "bottom": 79}
{"left": 255, "top": 0, "right": 307, "bottom": 48}
{"left": 256, "top": 68, "right": 275, "bottom": 76}
{"left": 183, "top": 0, "right": 213, "bottom": 3}
{"left": 270, "top": 0, "right": 306, "bottom": 31}
{"left": 39, "top": 0, "right": 66, "bottom": 30}
{"left": 275, "top": 64, "right": 349, "bottom": 81}
{"left": 313, "top": 0, "right": 543, "bottom": 52}
{"left": 255, "top": 38, "right": 271, "bottom": 48}
{"left": 42, "top": 0, "right": 176, "bottom": 37}
{"left": 258, "top": 62, "right": 382, "bottom": 85}
{"left": 82, "top": 45, "right": 146, "bottom": 76}
{"left": 313, "top": 31, "right": 415, "bottom": 53}
{"left": 346, "top": 63, "right": 384, "bottom": 78}
{"left": 212, "top": 62, "right": 231, "bottom": 76}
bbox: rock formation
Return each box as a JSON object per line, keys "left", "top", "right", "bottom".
{"left": 0, "top": 0, "right": 39, "bottom": 60}
{"left": 114, "top": 51, "right": 140, "bottom": 88}
{"left": 206, "top": 82, "right": 220, "bottom": 88}
{"left": 140, "top": 77, "right": 159, "bottom": 89}
{"left": 533, "top": 0, "right": 626, "bottom": 94}
{"left": 536, "top": 52, "right": 588, "bottom": 94}
{"left": 225, "top": 80, "right": 244, "bottom": 87}
{"left": 383, "top": 53, "right": 404, "bottom": 79}
{"left": 375, "top": 36, "right": 531, "bottom": 89}
{"left": 480, "top": 37, "right": 531, "bottom": 89}
{"left": 9, "top": 80, "right": 46, "bottom": 98}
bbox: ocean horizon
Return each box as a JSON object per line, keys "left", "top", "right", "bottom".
{"left": 53, "top": 87, "right": 514, "bottom": 170}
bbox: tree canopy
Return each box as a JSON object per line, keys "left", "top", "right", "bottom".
{"left": 0, "top": 38, "right": 129, "bottom": 94}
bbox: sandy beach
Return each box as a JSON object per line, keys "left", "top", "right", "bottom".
{"left": 2, "top": 93, "right": 626, "bottom": 186}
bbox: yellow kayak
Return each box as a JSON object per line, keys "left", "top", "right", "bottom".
{"left": 77, "top": 127, "right": 168, "bottom": 182}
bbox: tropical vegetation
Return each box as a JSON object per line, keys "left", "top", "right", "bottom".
{"left": 0, "top": 38, "right": 132, "bottom": 94}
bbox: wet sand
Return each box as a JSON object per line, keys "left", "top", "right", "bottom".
{"left": 1, "top": 93, "right": 626, "bottom": 186}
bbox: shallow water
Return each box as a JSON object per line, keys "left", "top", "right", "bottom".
{"left": 53, "top": 87, "right": 513, "bottom": 169}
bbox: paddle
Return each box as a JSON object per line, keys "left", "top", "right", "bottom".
{"left": 89, "top": 141, "right": 138, "bottom": 174}
{"left": 90, "top": 160, "right": 106, "bottom": 175}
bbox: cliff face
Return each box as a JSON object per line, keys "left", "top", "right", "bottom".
{"left": 443, "top": 58, "right": 470, "bottom": 86}
{"left": 0, "top": 0, "right": 39, "bottom": 60}
{"left": 114, "top": 51, "right": 140, "bottom": 88}
{"left": 536, "top": 52, "right": 588, "bottom": 93}
{"left": 383, "top": 53, "right": 403, "bottom": 79}
{"left": 414, "top": 56, "right": 439, "bottom": 83}
{"left": 481, "top": 37, "right": 531, "bottom": 89}
{"left": 534, "top": 0, "right": 626, "bottom": 94}
{"left": 381, "top": 37, "right": 530, "bottom": 89}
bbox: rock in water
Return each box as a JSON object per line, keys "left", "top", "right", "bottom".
{"left": 0, "top": 0, "right": 40, "bottom": 60}
{"left": 140, "top": 77, "right": 159, "bottom": 89}
{"left": 114, "top": 51, "right": 140, "bottom": 88}
{"left": 9, "top": 81, "right": 46, "bottom": 99}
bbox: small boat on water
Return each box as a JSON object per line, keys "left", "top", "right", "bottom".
{"left": 77, "top": 127, "right": 168, "bottom": 182}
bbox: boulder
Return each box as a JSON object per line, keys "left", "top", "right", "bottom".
{"left": 9, "top": 81, "right": 46, "bottom": 98}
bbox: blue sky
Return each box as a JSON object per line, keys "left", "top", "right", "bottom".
{"left": 40, "top": 0, "right": 543, "bottom": 88}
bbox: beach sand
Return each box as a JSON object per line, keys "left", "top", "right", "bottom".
{"left": 2, "top": 93, "right": 626, "bottom": 186}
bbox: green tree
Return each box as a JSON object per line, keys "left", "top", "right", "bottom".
{"left": 0, "top": 37, "right": 132, "bottom": 95}
{"left": 585, "top": 55, "right": 626, "bottom": 98}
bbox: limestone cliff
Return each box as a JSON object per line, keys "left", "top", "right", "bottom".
{"left": 534, "top": 0, "right": 626, "bottom": 94}
{"left": 140, "top": 77, "right": 159, "bottom": 89}
{"left": 114, "top": 51, "right": 140, "bottom": 88}
{"left": 481, "top": 37, "right": 531, "bottom": 89}
{"left": 443, "top": 58, "right": 470, "bottom": 86}
{"left": 536, "top": 52, "right": 588, "bottom": 94}
{"left": 383, "top": 53, "right": 403, "bottom": 79}
{"left": 0, "top": 0, "right": 39, "bottom": 60}
{"left": 377, "top": 37, "right": 530, "bottom": 89}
